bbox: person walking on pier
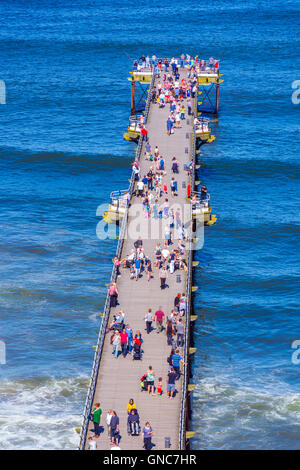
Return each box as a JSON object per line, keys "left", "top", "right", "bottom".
{"left": 110, "top": 411, "right": 120, "bottom": 445}
{"left": 152, "top": 198, "right": 159, "bottom": 219}
{"left": 106, "top": 409, "right": 113, "bottom": 437}
{"left": 88, "top": 436, "right": 97, "bottom": 450}
{"left": 170, "top": 177, "right": 177, "bottom": 196}
{"left": 113, "top": 256, "right": 121, "bottom": 277}
{"left": 153, "top": 307, "right": 165, "bottom": 333}
{"left": 157, "top": 377, "right": 163, "bottom": 397}
{"left": 111, "top": 330, "right": 121, "bottom": 358}
{"left": 172, "top": 349, "right": 183, "bottom": 380}
{"left": 91, "top": 403, "right": 102, "bottom": 438}
{"left": 154, "top": 243, "right": 162, "bottom": 269}
{"left": 180, "top": 104, "right": 185, "bottom": 120}
{"left": 126, "top": 324, "right": 133, "bottom": 354}
{"left": 159, "top": 265, "right": 168, "bottom": 289}
{"left": 120, "top": 327, "right": 129, "bottom": 357}
{"left": 167, "top": 116, "right": 172, "bottom": 135}
{"left": 146, "top": 366, "right": 156, "bottom": 395}
{"left": 167, "top": 368, "right": 177, "bottom": 398}
{"left": 166, "top": 319, "right": 175, "bottom": 346}
{"left": 146, "top": 258, "right": 153, "bottom": 282}
{"left": 179, "top": 293, "right": 187, "bottom": 316}
{"left": 141, "top": 126, "right": 148, "bottom": 142}
{"left": 176, "top": 318, "right": 185, "bottom": 347}
{"left": 111, "top": 442, "right": 122, "bottom": 450}
{"left": 172, "top": 157, "right": 179, "bottom": 174}
{"left": 145, "top": 308, "right": 153, "bottom": 334}
{"left": 108, "top": 282, "right": 118, "bottom": 308}
{"left": 163, "top": 198, "right": 169, "bottom": 218}
{"left": 142, "top": 422, "right": 154, "bottom": 450}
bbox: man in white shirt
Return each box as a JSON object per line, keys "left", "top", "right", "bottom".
{"left": 111, "top": 442, "right": 121, "bottom": 450}
{"left": 162, "top": 247, "right": 170, "bottom": 261}
{"left": 137, "top": 180, "right": 144, "bottom": 197}
{"left": 88, "top": 437, "right": 97, "bottom": 450}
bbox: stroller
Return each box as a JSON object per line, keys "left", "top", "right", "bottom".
{"left": 132, "top": 341, "right": 142, "bottom": 361}
{"left": 112, "top": 316, "right": 124, "bottom": 333}
{"left": 140, "top": 374, "right": 149, "bottom": 392}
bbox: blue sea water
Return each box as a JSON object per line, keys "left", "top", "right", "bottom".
{"left": 0, "top": 0, "right": 299, "bottom": 449}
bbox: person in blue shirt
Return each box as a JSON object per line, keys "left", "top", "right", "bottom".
{"left": 142, "top": 422, "right": 154, "bottom": 450}
{"left": 152, "top": 199, "right": 158, "bottom": 219}
{"left": 135, "top": 258, "right": 141, "bottom": 281}
{"left": 126, "top": 324, "right": 133, "bottom": 354}
{"left": 167, "top": 118, "right": 172, "bottom": 136}
{"left": 171, "top": 178, "right": 177, "bottom": 196}
{"left": 172, "top": 349, "right": 183, "bottom": 379}
{"left": 159, "top": 157, "right": 165, "bottom": 171}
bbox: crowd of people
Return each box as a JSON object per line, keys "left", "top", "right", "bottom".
{"left": 88, "top": 400, "right": 155, "bottom": 450}
{"left": 88, "top": 345, "right": 184, "bottom": 451}
{"left": 133, "top": 54, "right": 219, "bottom": 73}
{"left": 88, "top": 55, "right": 208, "bottom": 451}
{"left": 112, "top": 234, "right": 188, "bottom": 289}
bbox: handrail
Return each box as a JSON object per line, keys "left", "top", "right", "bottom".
{"left": 110, "top": 189, "right": 128, "bottom": 198}
{"left": 178, "top": 86, "right": 198, "bottom": 450}
{"left": 192, "top": 191, "right": 210, "bottom": 200}
{"left": 78, "top": 69, "right": 155, "bottom": 450}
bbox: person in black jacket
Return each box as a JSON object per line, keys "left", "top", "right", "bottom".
{"left": 128, "top": 409, "right": 140, "bottom": 435}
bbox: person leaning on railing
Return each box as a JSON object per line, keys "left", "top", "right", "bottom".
{"left": 90, "top": 402, "right": 102, "bottom": 438}
{"left": 108, "top": 282, "right": 118, "bottom": 308}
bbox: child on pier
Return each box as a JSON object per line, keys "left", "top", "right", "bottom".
{"left": 157, "top": 377, "right": 163, "bottom": 397}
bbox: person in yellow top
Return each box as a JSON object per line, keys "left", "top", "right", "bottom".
{"left": 126, "top": 398, "right": 137, "bottom": 414}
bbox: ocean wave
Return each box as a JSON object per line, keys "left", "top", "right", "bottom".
{"left": 191, "top": 381, "right": 300, "bottom": 449}
{"left": 0, "top": 376, "right": 88, "bottom": 450}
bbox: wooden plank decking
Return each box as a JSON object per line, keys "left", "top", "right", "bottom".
{"left": 86, "top": 69, "right": 194, "bottom": 450}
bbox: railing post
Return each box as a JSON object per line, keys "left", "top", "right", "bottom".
{"left": 131, "top": 76, "right": 136, "bottom": 116}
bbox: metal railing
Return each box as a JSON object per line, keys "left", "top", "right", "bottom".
{"left": 195, "top": 122, "right": 210, "bottom": 133}
{"left": 78, "top": 69, "right": 155, "bottom": 450}
{"left": 178, "top": 88, "right": 198, "bottom": 450}
{"left": 129, "top": 115, "right": 144, "bottom": 131}
{"left": 191, "top": 191, "right": 211, "bottom": 208}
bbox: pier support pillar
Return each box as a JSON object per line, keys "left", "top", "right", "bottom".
{"left": 131, "top": 77, "right": 136, "bottom": 115}
{"left": 216, "top": 83, "right": 219, "bottom": 120}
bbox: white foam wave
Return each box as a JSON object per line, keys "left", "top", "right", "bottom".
{"left": 0, "top": 375, "right": 89, "bottom": 449}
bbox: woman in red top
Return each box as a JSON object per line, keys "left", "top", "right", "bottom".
{"left": 120, "top": 327, "right": 128, "bottom": 357}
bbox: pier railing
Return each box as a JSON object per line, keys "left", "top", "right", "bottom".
{"left": 178, "top": 89, "right": 198, "bottom": 450}
{"left": 78, "top": 70, "right": 155, "bottom": 450}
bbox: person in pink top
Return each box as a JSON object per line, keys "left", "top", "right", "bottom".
{"left": 108, "top": 282, "right": 118, "bottom": 307}
{"left": 153, "top": 308, "right": 165, "bottom": 333}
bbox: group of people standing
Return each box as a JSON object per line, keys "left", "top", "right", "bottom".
{"left": 89, "top": 55, "right": 205, "bottom": 451}
{"left": 134, "top": 54, "right": 219, "bottom": 73}
{"left": 88, "top": 400, "right": 154, "bottom": 451}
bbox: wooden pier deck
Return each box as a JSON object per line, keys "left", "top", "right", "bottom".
{"left": 85, "top": 69, "right": 194, "bottom": 450}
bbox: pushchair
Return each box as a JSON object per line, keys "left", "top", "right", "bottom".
{"left": 132, "top": 341, "right": 142, "bottom": 361}
{"left": 112, "top": 318, "right": 124, "bottom": 333}
{"left": 140, "top": 374, "right": 149, "bottom": 392}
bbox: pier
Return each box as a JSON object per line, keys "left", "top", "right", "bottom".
{"left": 79, "top": 57, "right": 221, "bottom": 450}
